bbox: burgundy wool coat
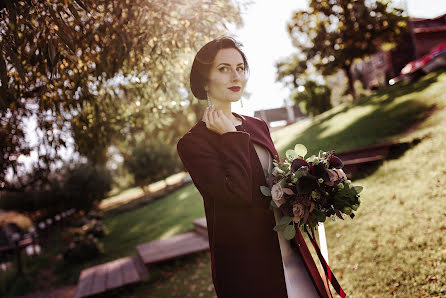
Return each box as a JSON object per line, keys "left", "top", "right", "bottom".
{"left": 177, "top": 112, "right": 329, "bottom": 298}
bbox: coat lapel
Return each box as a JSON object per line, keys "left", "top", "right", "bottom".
{"left": 233, "top": 112, "right": 280, "bottom": 162}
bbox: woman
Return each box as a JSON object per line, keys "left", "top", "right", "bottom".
{"left": 177, "top": 37, "right": 329, "bottom": 298}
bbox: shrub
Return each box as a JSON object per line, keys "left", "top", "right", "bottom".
{"left": 125, "top": 141, "right": 182, "bottom": 193}
{"left": 61, "top": 161, "right": 113, "bottom": 212}
{"left": 63, "top": 233, "right": 104, "bottom": 263}
{"left": 292, "top": 80, "right": 332, "bottom": 116}
{"left": 0, "top": 161, "right": 112, "bottom": 216}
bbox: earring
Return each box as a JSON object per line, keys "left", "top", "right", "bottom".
{"left": 207, "top": 93, "right": 212, "bottom": 107}
{"left": 207, "top": 93, "right": 215, "bottom": 107}
{"left": 240, "top": 97, "right": 244, "bottom": 108}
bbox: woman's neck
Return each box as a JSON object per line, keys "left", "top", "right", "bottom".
{"left": 208, "top": 95, "right": 239, "bottom": 123}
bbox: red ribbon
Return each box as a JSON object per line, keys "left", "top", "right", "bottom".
{"left": 305, "top": 226, "right": 347, "bottom": 298}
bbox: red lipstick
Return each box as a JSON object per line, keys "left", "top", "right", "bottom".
{"left": 229, "top": 86, "right": 241, "bottom": 92}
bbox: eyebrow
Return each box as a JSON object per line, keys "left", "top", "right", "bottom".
{"left": 217, "top": 63, "right": 244, "bottom": 67}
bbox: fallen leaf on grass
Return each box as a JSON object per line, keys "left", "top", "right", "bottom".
{"left": 427, "top": 276, "right": 438, "bottom": 282}
{"left": 335, "top": 269, "right": 344, "bottom": 278}
{"left": 390, "top": 282, "right": 400, "bottom": 293}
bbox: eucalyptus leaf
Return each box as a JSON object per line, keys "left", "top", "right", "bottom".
{"left": 279, "top": 178, "right": 286, "bottom": 188}
{"left": 260, "top": 186, "right": 272, "bottom": 197}
{"left": 283, "top": 225, "right": 296, "bottom": 240}
{"left": 286, "top": 149, "right": 298, "bottom": 161}
{"left": 279, "top": 216, "right": 293, "bottom": 225}
{"left": 270, "top": 200, "right": 279, "bottom": 208}
{"left": 273, "top": 224, "right": 288, "bottom": 232}
{"left": 353, "top": 186, "right": 363, "bottom": 194}
{"left": 294, "top": 144, "right": 307, "bottom": 158}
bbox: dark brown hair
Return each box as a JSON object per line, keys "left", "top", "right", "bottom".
{"left": 189, "top": 36, "right": 249, "bottom": 100}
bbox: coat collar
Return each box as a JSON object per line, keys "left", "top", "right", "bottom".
{"left": 196, "top": 111, "right": 279, "bottom": 162}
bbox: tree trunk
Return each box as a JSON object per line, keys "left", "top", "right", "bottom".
{"left": 343, "top": 65, "right": 356, "bottom": 101}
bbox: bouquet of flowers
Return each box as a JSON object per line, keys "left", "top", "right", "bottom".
{"left": 260, "top": 144, "right": 363, "bottom": 240}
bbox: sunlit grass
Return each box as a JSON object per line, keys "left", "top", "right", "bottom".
{"left": 323, "top": 113, "right": 446, "bottom": 296}
{"left": 99, "top": 172, "right": 188, "bottom": 211}
{"left": 273, "top": 71, "right": 442, "bottom": 157}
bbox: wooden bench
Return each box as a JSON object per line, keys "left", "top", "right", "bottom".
{"left": 193, "top": 217, "right": 208, "bottom": 239}
{"left": 342, "top": 155, "right": 385, "bottom": 176}
{"left": 136, "top": 231, "right": 209, "bottom": 265}
{"left": 73, "top": 256, "right": 148, "bottom": 298}
{"left": 336, "top": 141, "right": 404, "bottom": 175}
{"left": 335, "top": 141, "right": 397, "bottom": 161}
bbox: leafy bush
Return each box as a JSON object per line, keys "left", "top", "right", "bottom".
{"left": 63, "top": 233, "right": 104, "bottom": 263}
{"left": 61, "top": 161, "right": 113, "bottom": 212}
{"left": 125, "top": 141, "right": 182, "bottom": 192}
{"left": 291, "top": 80, "right": 332, "bottom": 116}
{"left": 0, "top": 161, "right": 112, "bottom": 216}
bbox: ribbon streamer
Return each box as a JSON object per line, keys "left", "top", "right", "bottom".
{"left": 305, "top": 226, "right": 347, "bottom": 298}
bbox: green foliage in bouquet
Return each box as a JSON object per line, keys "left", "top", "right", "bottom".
{"left": 260, "top": 144, "right": 363, "bottom": 240}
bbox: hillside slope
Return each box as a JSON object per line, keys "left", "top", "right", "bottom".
{"left": 272, "top": 71, "right": 446, "bottom": 297}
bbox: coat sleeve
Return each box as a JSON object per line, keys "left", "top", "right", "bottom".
{"left": 177, "top": 131, "right": 253, "bottom": 208}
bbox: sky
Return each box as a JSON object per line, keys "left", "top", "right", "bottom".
{"left": 228, "top": 0, "right": 446, "bottom": 117}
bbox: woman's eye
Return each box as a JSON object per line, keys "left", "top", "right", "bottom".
{"left": 219, "top": 67, "right": 228, "bottom": 72}
{"left": 237, "top": 67, "right": 244, "bottom": 72}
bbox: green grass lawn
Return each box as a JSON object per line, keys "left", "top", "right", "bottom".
{"left": 4, "top": 71, "right": 445, "bottom": 298}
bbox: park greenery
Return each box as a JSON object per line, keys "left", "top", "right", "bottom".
{"left": 0, "top": 0, "right": 247, "bottom": 194}
{"left": 291, "top": 80, "right": 332, "bottom": 116}
{"left": 276, "top": 0, "right": 408, "bottom": 102}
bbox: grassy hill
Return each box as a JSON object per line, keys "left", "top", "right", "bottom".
{"left": 319, "top": 71, "right": 446, "bottom": 296}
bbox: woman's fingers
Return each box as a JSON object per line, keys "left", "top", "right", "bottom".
{"left": 208, "top": 107, "right": 214, "bottom": 124}
{"left": 202, "top": 107, "right": 209, "bottom": 123}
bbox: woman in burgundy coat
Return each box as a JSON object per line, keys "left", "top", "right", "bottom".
{"left": 177, "top": 37, "right": 330, "bottom": 298}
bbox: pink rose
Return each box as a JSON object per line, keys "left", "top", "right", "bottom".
{"left": 271, "top": 183, "right": 285, "bottom": 207}
{"left": 293, "top": 203, "right": 305, "bottom": 220}
{"left": 325, "top": 168, "right": 347, "bottom": 186}
{"left": 325, "top": 169, "right": 338, "bottom": 186}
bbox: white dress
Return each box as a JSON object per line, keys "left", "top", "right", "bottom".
{"left": 253, "top": 142, "right": 320, "bottom": 298}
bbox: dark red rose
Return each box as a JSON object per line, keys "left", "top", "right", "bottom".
{"left": 312, "top": 164, "right": 330, "bottom": 181}
{"left": 291, "top": 158, "right": 309, "bottom": 172}
{"left": 296, "top": 176, "right": 318, "bottom": 194}
{"left": 329, "top": 154, "right": 344, "bottom": 169}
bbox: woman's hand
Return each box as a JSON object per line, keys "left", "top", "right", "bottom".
{"left": 202, "top": 106, "right": 237, "bottom": 135}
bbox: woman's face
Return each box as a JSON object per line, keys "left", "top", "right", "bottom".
{"left": 204, "top": 48, "right": 247, "bottom": 104}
